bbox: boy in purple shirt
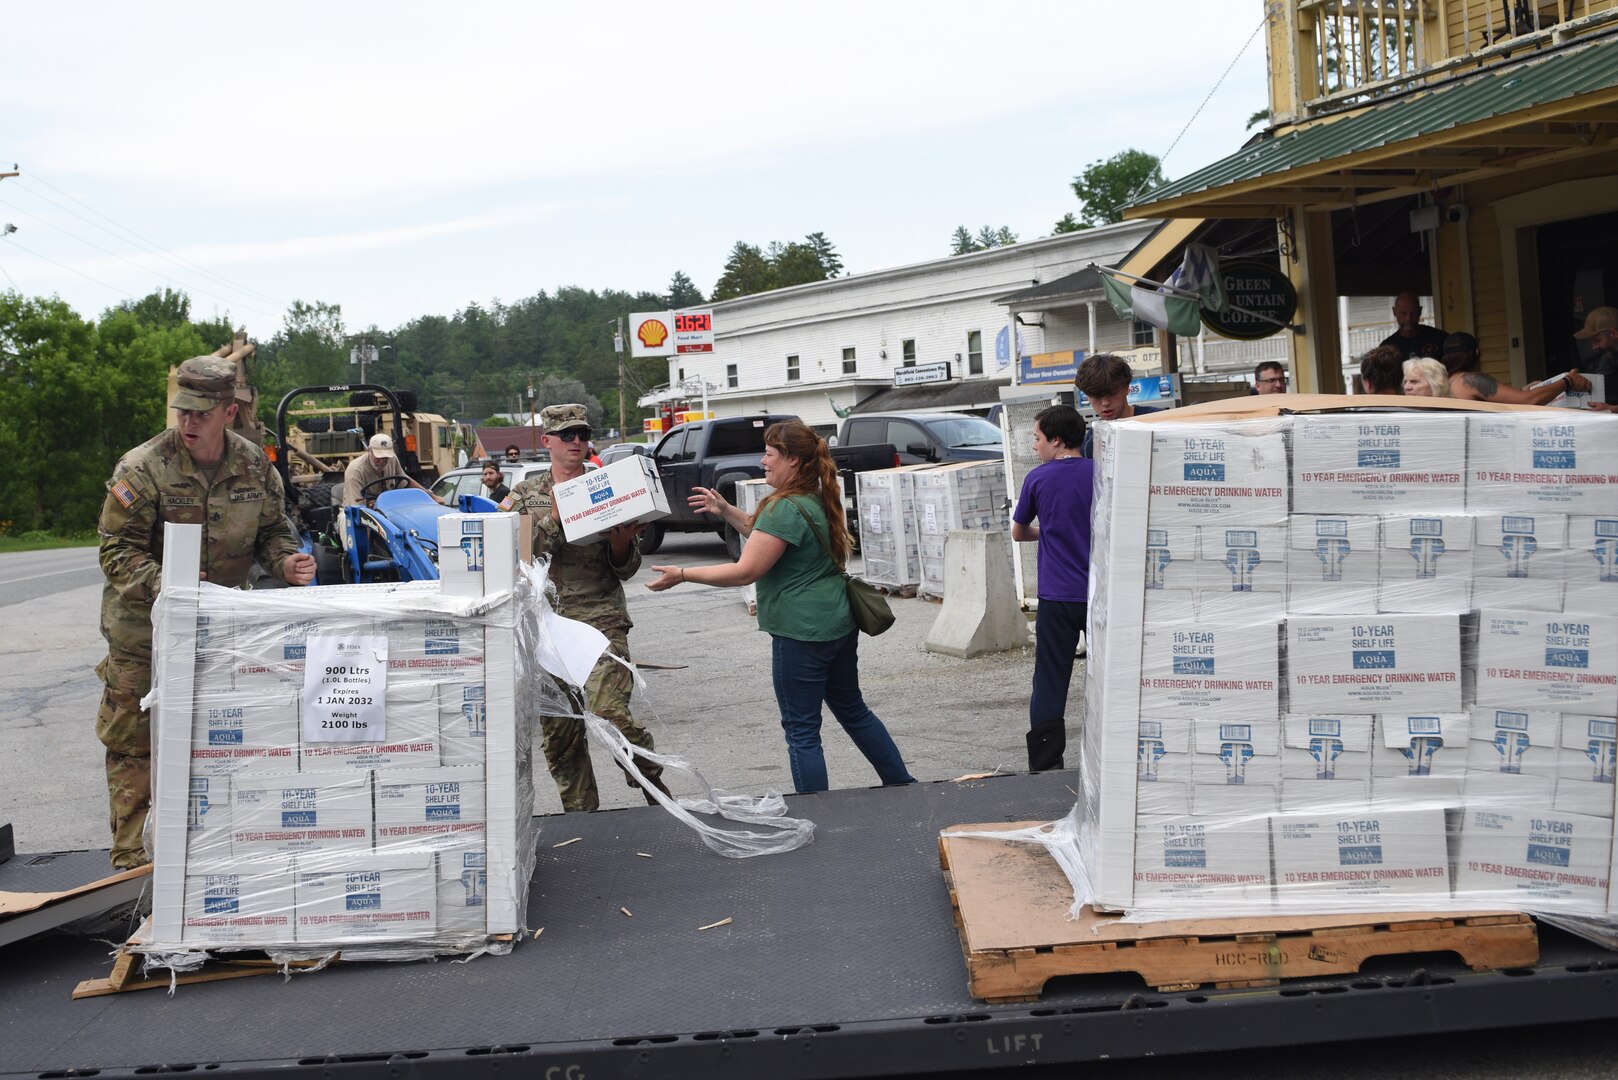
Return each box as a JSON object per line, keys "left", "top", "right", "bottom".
{"left": 1011, "top": 405, "right": 1094, "bottom": 772}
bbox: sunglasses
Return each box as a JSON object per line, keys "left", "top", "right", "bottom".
{"left": 552, "top": 429, "right": 591, "bottom": 443}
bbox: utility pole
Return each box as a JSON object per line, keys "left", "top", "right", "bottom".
{"left": 615, "top": 317, "right": 627, "bottom": 440}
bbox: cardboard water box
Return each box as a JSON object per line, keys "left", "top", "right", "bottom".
{"left": 1146, "top": 427, "right": 1288, "bottom": 527}
{"left": 191, "top": 692, "right": 299, "bottom": 777}
{"left": 1133, "top": 812, "right": 1273, "bottom": 909}
{"left": 1139, "top": 614, "right": 1281, "bottom": 721}
{"left": 436, "top": 512, "right": 520, "bottom": 598}
{"left": 1291, "top": 415, "right": 1467, "bottom": 514}
{"left": 438, "top": 681, "right": 489, "bottom": 767}
{"left": 1563, "top": 515, "right": 1618, "bottom": 612}
{"left": 293, "top": 852, "right": 438, "bottom": 944}
{"left": 185, "top": 773, "right": 234, "bottom": 861}
{"left": 1371, "top": 712, "right": 1471, "bottom": 804}
{"left": 1286, "top": 615, "right": 1463, "bottom": 714}
{"left": 1474, "top": 609, "right": 1618, "bottom": 716}
{"left": 1553, "top": 715, "right": 1617, "bottom": 818}
{"left": 1280, "top": 713, "right": 1374, "bottom": 811}
{"left": 1467, "top": 412, "right": 1618, "bottom": 516}
{"left": 229, "top": 769, "right": 374, "bottom": 860}
{"left": 1454, "top": 805, "right": 1612, "bottom": 912}
{"left": 1195, "top": 525, "right": 1287, "bottom": 596}
{"left": 1134, "top": 716, "right": 1192, "bottom": 816}
{"left": 1378, "top": 514, "right": 1473, "bottom": 613}
{"left": 1189, "top": 717, "right": 1281, "bottom": 811}
{"left": 180, "top": 861, "right": 296, "bottom": 947}
{"left": 436, "top": 845, "right": 489, "bottom": 938}
{"left": 1472, "top": 513, "right": 1567, "bottom": 612}
{"left": 1287, "top": 515, "right": 1381, "bottom": 614}
{"left": 374, "top": 765, "right": 486, "bottom": 852}
{"left": 297, "top": 680, "right": 442, "bottom": 772}
{"left": 1461, "top": 706, "right": 1561, "bottom": 806}
{"left": 1142, "top": 525, "right": 1202, "bottom": 592}
{"left": 1272, "top": 808, "right": 1450, "bottom": 905}
{"left": 554, "top": 454, "right": 671, "bottom": 545}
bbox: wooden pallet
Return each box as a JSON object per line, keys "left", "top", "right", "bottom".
{"left": 939, "top": 823, "right": 1539, "bottom": 1003}
{"left": 72, "top": 933, "right": 518, "bottom": 998}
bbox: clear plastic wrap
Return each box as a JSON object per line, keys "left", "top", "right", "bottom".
{"left": 973, "top": 403, "right": 1618, "bottom": 924}
{"left": 913, "top": 461, "right": 1011, "bottom": 600}
{"left": 140, "top": 514, "right": 538, "bottom": 963}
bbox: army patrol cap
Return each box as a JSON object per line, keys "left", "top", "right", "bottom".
{"left": 170, "top": 356, "right": 238, "bottom": 412}
{"left": 541, "top": 403, "right": 591, "bottom": 434}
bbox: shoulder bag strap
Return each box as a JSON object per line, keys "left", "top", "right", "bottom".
{"left": 785, "top": 496, "right": 845, "bottom": 578}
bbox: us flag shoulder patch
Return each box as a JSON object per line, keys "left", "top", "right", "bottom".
{"left": 498, "top": 495, "right": 516, "bottom": 511}
{"left": 111, "top": 480, "right": 139, "bottom": 509}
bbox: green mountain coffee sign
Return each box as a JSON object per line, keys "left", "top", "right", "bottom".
{"left": 1202, "top": 260, "right": 1297, "bottom": 341}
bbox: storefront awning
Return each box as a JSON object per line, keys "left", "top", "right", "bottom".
{"left": 1125, "top": 39, "right": 1618, "bottom": 220}
{"left": 993, "top": 266, "right": 1104, "bottom": 309}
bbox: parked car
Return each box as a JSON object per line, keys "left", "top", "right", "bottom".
{"left": 599, "top": 442, "right": 648, "bottom": 466}
{"left": 430, "top": 461, "right": 550, "bottom": 504}
{"left": 837, "top": 411, "right": 1003, "bottom": 465}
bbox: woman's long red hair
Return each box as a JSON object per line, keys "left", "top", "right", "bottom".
{"left": 750, "top": 420, "right": 852, "bottom": 567}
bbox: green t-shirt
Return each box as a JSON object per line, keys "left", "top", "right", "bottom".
{"left": 753, "top": 494, "right": 855, "bottom": 642}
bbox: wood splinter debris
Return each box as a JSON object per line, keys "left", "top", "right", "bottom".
{"left": 533, "top": 927, "right": 544, "bottom": 940}
{"left": 553, "top": 837, "right": 583, "bottom": 848}
{"left": 697, "top": 917, "right": 733, "bottom": 931}
{"left": 621, "top": 907, "right": 633, "bottom": 917}
{"left": 636, "top": 852, "right": 653, "bottom": 859}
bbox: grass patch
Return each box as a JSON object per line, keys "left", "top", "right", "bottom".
{"left": 0, "top": 531, "right": 98, "bottom": 553}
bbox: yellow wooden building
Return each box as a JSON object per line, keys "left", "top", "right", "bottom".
{"left": 1123, "top": 0, "right": 1618, "bottom": 392}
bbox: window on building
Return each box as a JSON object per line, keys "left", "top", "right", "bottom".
{"left": 677, "top": 367, "right": 685, "bottom": 383}
{"left": 726, "top": 363, "right": 738, "bottom": 389}
{"left": 966, "top": 330, "right": 983, "bottom": 376}
{"left": 842, "top": 346, "right": 857, "bottom": 375}
{"left": 786, "top": 354, "right": 800, "bottom": 382}
{"left": 1131, "top": 321, "right": 1156, "bottom": 348}
{"left": 902, "top": 338, "right": 916, "bottom": 367}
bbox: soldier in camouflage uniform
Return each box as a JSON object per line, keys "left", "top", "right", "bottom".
{"left": 500, "top": 403, "right": 669, "bottom": 812}
{"left": 98, "top": 357, "right": 316, "bottom": 868}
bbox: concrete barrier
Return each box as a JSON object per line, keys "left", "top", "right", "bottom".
{"left": 923, "top": 530, "right": 1029, "bottom": 658}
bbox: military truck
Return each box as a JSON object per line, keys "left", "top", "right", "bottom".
{"left": 280, "top": 387, "right": 476, "bottom": 489}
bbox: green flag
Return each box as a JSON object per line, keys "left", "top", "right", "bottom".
{"left": 1100, "top": 270, "right": 1202, "bottom": 337}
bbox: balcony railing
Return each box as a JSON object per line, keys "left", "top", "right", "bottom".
{"left": 1287, "top": 0, "right": 1618, "bottom": 115}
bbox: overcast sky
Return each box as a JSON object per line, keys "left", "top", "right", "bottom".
{"left": 2, "top": 2, "right": 1270, "bottom": 335}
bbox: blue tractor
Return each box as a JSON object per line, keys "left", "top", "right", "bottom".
{"left": 273, "top": 384, "right": 495, "bottom": 585}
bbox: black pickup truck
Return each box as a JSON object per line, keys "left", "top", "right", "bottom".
{"left": 645, "top": 415, "right": 896, "bottom": 559}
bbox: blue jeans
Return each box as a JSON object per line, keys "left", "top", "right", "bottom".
{"left": 770, "top": 630, "right": 915, "bottom": 794}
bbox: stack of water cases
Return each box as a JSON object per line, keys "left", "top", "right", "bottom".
{"left": 855, "top": 465, "right": 935, "bottom": 589}
{"left": 144, "top": 513, "right": 539, "bottom": 958}
{"left": 912, "top": 461, "right": 1011, "bottom": 599}
{"left": 1081, "top": 408, "right": 1618, "bottom": 919}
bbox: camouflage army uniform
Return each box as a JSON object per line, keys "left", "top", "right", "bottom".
{"left": 501, "top": 471, "right": 666, "bottom": 811}
{"left": 98, "top": 426, "right": 301, "bottom": 868}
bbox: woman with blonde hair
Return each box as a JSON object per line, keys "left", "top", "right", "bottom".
{"left": 647, "top": 420, "right": 914, "bottom": 794}
{"left": 1402, "top": 356, "right": 1453, "bottom": 397}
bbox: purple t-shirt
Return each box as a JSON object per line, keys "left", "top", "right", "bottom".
{"left": 1013, "top": 456, "right": 1095, "bottom": 603}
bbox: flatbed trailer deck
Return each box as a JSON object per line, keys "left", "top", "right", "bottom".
{"left": 5, "top": 772, "right": 1618, "bottom": 1080}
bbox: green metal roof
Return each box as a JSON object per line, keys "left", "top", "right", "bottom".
{"left": 1129, "top": 38, "right": 1618, "bottom": 214}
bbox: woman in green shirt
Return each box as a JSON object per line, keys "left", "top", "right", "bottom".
{"left": 647, "top": 421, "right": 913, "bottom": 793}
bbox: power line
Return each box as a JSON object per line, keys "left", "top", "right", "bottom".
{"left": 0, "top": 194, "right": 283, "bottom": 323}
{"left": 12, "top": 169, "right": 289, "bottom": 311}
{"left": 4, "top": 236, "right": 140, "bottom": 301}
{"left": 1131, "top": 15, "right": 1268, "bottom": 203}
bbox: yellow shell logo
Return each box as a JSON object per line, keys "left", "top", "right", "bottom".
{"left": 637, "top": 319, "right": 669, "bottom": 349}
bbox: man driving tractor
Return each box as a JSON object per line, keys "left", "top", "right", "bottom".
{"left": 342, "top": 432, "right": 442, "bottom": 506}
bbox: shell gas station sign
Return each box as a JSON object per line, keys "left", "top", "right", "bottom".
{"left": 630, "top": 309, "right": 714, "bottom": 358}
